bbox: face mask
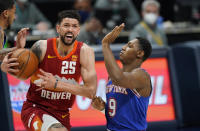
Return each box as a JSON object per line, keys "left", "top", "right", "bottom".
{"left": 78, "top": 10, "right": 90, "bottom": 24}
{"left": 144, "top": 13, "right": 158, "bottom": 25}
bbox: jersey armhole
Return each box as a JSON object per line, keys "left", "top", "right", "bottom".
{"left": 130, "top": 88, "right": 141, "bottom": 98}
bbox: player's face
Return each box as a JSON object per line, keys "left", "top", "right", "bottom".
{"left": 57, "top": 18, "right": 80, "bottom": 46}
{"left": 5, "top": 5, "right": 16, "bottom": 29}
{"left": 119, "top": 39, "right": 142, "bottom": 64}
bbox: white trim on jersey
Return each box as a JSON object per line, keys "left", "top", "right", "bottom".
{"left": 131, "top": 88, "right": 141, "bottom": 98}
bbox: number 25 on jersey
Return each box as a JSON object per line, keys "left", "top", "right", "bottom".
{"left": 61, "top": 61, "right": 76, "bottom": 74}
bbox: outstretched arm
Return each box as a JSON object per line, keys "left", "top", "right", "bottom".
{"left": 102, "top": 23, "right": 125, "bottom": 83}
{"left": 102, "top": 24, "right": 151, "bottom": 97}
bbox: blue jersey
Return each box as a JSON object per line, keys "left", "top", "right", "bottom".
{"left": 105, "top": 80, "right": 151, "bottom": 131}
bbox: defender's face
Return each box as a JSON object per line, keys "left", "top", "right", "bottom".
{"left": 57, "top": 18, "right": 80, "bottom": 46}
{"left": 119, "top": 39, "right": 141, "bottom": 64}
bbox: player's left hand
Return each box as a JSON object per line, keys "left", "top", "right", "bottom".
{"left": 1, "top": 52, "right": 19, "bottom": 74}
{"left": 102, "top": 23, "right": 125, "bottom": 45}
{"left": 16, "top": 28, "right": 29, "bottom": 48}
{"left": 36, "top": 69, "right": 57, "bottom": 90}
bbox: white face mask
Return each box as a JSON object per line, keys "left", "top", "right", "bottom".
{"left": 144, "top": 13, "right": 158, "bottom": 25}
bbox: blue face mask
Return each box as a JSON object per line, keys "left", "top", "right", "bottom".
{"left": 78, "top": 10, "right": 90, "bottom": 24}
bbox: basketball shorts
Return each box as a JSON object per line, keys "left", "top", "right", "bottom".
{"left": 21, "top": 100, "right": 70, "bottom": 131}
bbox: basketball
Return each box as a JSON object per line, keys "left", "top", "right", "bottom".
{"left": 10, "top": 48, "right": 39, "bottom": 80}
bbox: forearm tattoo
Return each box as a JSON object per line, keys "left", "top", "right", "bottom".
{"left": 31, "top": 41, "right": 42, "bottom": 61}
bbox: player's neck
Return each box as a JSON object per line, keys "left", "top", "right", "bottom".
{"left": 122, "top": 61, "right": 142, "bottom": 72}
{"left": 57, "top": 38, "right": 74, "bottom": 57}
{"left": 0, "top": 18, "right": 6, "bottom": 30}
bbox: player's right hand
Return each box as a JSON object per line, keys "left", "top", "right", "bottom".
{"left": 102, "top": 23, "right": 125, "bottom": 45}
{"left": 91, "top": 96, "right": 105, "bottom": 111}
{"left": 16, "top": 28, "right": 29, "bottom": 48}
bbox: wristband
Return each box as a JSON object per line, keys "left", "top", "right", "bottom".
{"left": 54, "top": 79, "right": 58, "bottom": 89}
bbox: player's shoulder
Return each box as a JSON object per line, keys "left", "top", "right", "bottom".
{"left": 34, "top": 40, "right": 47, "bottom": 47}
{"left": 132, "top": 68, "right": 150, "bottom": 78}
{"left": 80, "top": 43, "right": 94, "bottom": 53}
{"left": 133, "top": 68, "right": 152, "bottom": 97}
{"left": 31, "top": 40, "right": 47, "bottom": 53}
{"left": 37, "top": 40, "right": 47, "bottom": 44}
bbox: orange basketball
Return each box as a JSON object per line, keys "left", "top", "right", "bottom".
{"left": 10, "top": 48, "right": 39, "bottom": 80}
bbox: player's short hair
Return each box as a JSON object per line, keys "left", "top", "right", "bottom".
{"left": 0, "top": 0, "right": 14, "bottom": 14}
{"left": 57, "top": 10, "right": 81, "bottom": 24}
{"left": 142, "top": 0, "right": 160, "bottom": 11}
{"left": 136, "top": 37, "right": 152, "bottom": 61}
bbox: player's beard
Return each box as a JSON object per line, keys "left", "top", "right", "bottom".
{"left": 60, "top": 34, "right": 76, "bottom": 46}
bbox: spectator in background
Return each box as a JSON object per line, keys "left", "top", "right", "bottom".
{"left": 129, "top": 0, "right": 168, "bottom": 47}
{"left": 77, "top": 16, "right": 105, "bottom": 45}
{"left": 74, "top": 0, "right": 93, "bottom": 24}
{"left": 11, "top": 0, "right": 51, "bottom": 32}
{"left": 94, "top": 0, "right": 140, "bottom": 30}
{"left": 74, "top": 0, "right": 105, "bottom": 45}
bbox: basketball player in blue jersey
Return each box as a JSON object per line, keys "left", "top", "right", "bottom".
{"left": 0, "top": 0, "right": 29, "bottom": 73}
{"left": 92, "top": 23, "right": 152, "bottom": 131}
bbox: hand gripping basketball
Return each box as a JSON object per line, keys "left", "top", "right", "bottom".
{"left": 10, "top": 48, "right": 39, "bottom": 80}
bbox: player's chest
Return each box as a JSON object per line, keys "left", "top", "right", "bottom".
{"left": 106, "top": 84, "right": 128, "bottom": 95}
{"left": 42, "top": 57, "right": 81, "bottom": 75}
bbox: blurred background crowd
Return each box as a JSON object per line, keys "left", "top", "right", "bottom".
{"left": 5, "top": 0, "right": 200, "bottom": 48}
